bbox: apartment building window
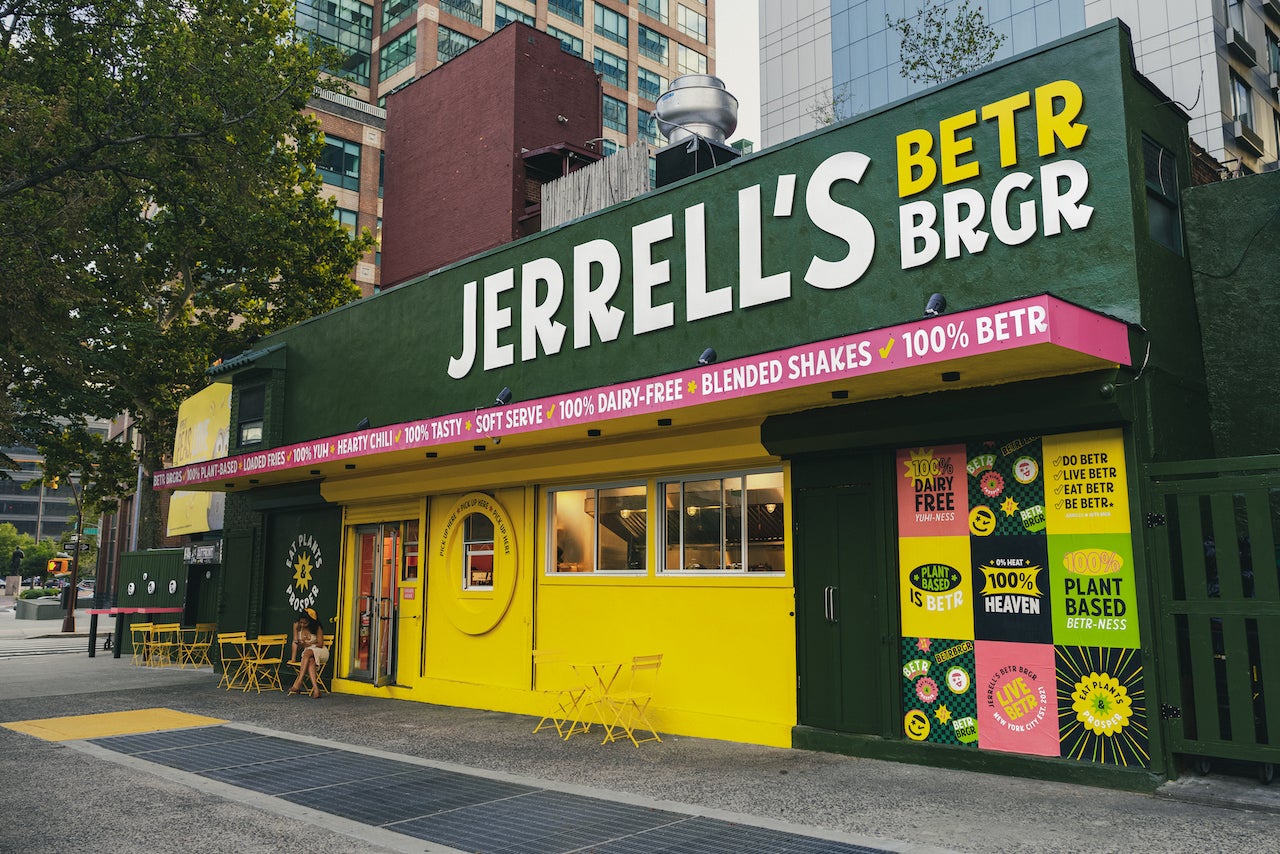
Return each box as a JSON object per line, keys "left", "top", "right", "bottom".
{"left": 440, "top": 0, "right": 482, "bottom": 27}
{"left": 319, "top": 136, "right": 361, "bottom": 191}
{"left": 677, "top": 43, "right": 707, "bottom": 75}
{"left": 594, "top": 47, "right": 629, "bottom": 89}
{"left": 661, "top": 470, "right": 786, "bottom": 574}
{"left": 676, "top": 5, "right": 707, "bottom": 43}
{"left": 379, "top": 27, "right": 416, "bottom": 81}
{"left": 1268, "top": 29, "right": 1280, "bottom": 72}
{"left": 638, "top": 24, "right": 669, "bottom": 64}
{"left": 295, "top": 0, "right": 373, "bottom": 86}
{"left": 1232, "top": 70, "right": 1255, "bottom": 129}
{"left": 335, "top": 207, "right": 359, "bottom": 236}
{"left": 595, "top": 4, "right": 629, "bottom": 46}
{"left": 547, "top": 25, "right": 584, "bottom": 57}
{"left": 380, "top": 0, "right": 414, "bottom": 30}
{"left": 638, "top": 109, "right": 660, "bottom": 145}
{"left": 1227, "top": 0, "right": 1246, "bottom": 34}
{"left": 438, "top": 26, "right": 478, "bottom": 63}
{"left": 375, "top": 217, "right": 382, "bottom": 266}
{"left": 603, "top": 94, "right": 628, "bottom": 133}
{"left": 547, "top": 483, "right": 647, "bottom": 573}
{"left": 1142, "top": 137, "right": 1181, "bottom": 255}
{"left": 378, "top": 151, "right": 384, "bottom": 198}
{"left": 637, "top": 67, "right": 666, "bottom": 102}
{"left": 495, "top": 2, "right": 534, "bottom": 29}
{"left": 601, "top": 139, "right": 623, "bottom": 155}
{"left": 639, "top": 0, "right": 668, "bottom": 25}
{"left": 548, "top": 0, "right": 584, "bottom": 26}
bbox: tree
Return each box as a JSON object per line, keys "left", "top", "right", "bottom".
{"left": 887, "top": 0, "right": 1006, "bottom": 87}
{"left": 1, "top": 1, "right": 375, "bottom": 541}
{"left": 806, "top": 84, "right": 857, "bottom": 126}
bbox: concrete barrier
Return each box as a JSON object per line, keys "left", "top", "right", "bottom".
{"left": 15, "top": 597, "right": 65, "bottom": 620}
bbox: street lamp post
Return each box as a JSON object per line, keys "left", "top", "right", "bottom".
{"left": 61, "top": 478, "right": 84, "bottom": 633}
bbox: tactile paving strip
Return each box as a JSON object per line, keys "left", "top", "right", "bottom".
{"left": 91, "top": 726, "right": 889, "bottom": 854}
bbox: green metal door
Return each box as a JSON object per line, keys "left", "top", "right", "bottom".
{"left": 1146, "top": 457, "right": 1280, "bottom": 776}
{"left": 795, "top": 458, "right": 894, "bottom": 735}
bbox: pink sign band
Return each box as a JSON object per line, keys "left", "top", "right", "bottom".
{"left": 154, "top": 295, "right": 1130, "bottom": 489}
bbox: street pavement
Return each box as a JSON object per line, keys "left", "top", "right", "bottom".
{"left": 1, "top": 598, "right": 1278, "bottom": 853}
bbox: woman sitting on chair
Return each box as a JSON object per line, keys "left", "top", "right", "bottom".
{"left": 288, "top": 608, "right": 328, "bottom": 698}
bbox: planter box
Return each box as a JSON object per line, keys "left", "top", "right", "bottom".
{"left": 15, "top": 598, "right": 65, "bottom": 620}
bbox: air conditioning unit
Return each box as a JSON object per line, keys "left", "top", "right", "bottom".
{"left": 1232, "top": 120, "right": 1266, "bottom": 156}
{"left": 1262, "top": 160, "right": 1280, "bottom": 173}
{"left": 1226, "top": 27, "right": 1259, "bottom": 67}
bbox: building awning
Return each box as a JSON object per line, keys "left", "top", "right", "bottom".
{"left": 155, "top": 295, "right": 1132, "bottom": 493}
{"left": 206, "top": 343, "right": 286, "bottom": 379}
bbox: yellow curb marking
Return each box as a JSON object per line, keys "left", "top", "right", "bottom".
{"left": 2, "top": 708, "right": 226, "bottom": 742}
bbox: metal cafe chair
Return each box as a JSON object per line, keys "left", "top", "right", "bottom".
{"left": 243, "top": 634, "right": 289, "bottom": 693}
{"left": 146, "top": 623, "right": 183, "bottom": 667}
{"left": 178, "top": 622, "right": 216, "bottom": 669}
{"left": 216, "top": 631, "right": 249, "bottom": 689}
{"left": 532, "top": 649, "right": 590, "bottom": 739}
{"left": 601, "top": 654, "right": 664, "bottom": 747}
{"left": 128, "top": 621, "right": 154, "bottom": 666}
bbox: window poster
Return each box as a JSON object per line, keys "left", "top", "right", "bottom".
{"left": 896, "top": 428, "right": 1148, "bottom": 767}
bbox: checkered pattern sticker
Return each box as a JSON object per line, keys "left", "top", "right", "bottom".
{"left": 965, "top": 438, "right": 1046, "bottom": 537}
{"left": 901, "top": 637, "right": 978, "bottom": 747}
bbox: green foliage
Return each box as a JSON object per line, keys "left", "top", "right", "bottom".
{"left": 20, "top": 588, "right": 60, "bottom": 600}
{"left": 888, "top": 0, "right": 1006, "bottom": 87}
{"left": 807, "top": 85, "right": 857, "bottom": 126}
{"left": 0, "top": 522, "right": 58, "bottom": 577}
{"left": 0, "top": 0, "right": 375, "bottom": 502}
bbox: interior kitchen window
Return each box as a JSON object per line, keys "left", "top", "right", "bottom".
{"left": 548, "top": 483, "right": 647, "bottom": 573}
{"left": 661, "top": 469, "right": 785, "bottom": 573}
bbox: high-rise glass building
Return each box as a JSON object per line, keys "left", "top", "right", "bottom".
{"left": 297, "top": 1, "right": 718, "bottom": 295}
{"left": 760, "top": 0, "right": 1280, "bottom": 176}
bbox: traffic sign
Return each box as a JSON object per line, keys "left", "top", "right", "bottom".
{"left": 78, "top": 542, "right": 91, "bottom": 552}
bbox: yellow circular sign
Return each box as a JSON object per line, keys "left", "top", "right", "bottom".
{"left": 436, "top": 492, "right": 518, "bottom": 636}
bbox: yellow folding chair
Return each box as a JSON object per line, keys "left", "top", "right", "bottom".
{"left": 532, "top": 650, "right": 590, "bottom": 739}
{"left": 243, "top": 634, "right": 288, "bottom": 692}
{"left": 147, "top": 623, "right": 182, "bottom": 666}
{"left": 601, "top": 654, "right": 664, "bottom": 747}
{"left": 179, "top": 623, "right": 216, "bottom": 669}
{"left": 128, "top": 622, "right": 154, "bottom": 666}
{"left": 216, "top": 632, "right": 249, "bottom": 689}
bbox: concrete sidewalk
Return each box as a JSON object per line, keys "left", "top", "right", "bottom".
{"left": 1, "top": 609, "right": 1278, "bottom": 853}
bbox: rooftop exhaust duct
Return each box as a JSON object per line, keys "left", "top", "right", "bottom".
{"left": 654, "top": 75, "right": 742, "bottom": 187}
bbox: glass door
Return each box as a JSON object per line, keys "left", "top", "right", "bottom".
{"left": 351, "top": 523, "right": 400, "bottom": 686}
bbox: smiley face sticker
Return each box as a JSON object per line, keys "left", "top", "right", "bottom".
{"left": 969, "top": 505, "right": 997, "bottom": 536}
{"left": 904, "top": 709, "right": 931, "bottom": 741}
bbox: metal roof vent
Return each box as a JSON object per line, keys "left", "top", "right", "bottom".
{"left": 655, "top": 75, "right": 739, "bottom": 145}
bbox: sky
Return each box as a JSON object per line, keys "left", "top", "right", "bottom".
{"left": 713, "top": 3, "right": 761, "bottom": 146}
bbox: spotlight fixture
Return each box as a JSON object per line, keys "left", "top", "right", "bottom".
{"left": 355, "top": 416, "right": 371, "bottom": 430}
{"left": 925, "top": 293, "right": 947, "bottom": 317}
{"left": 698, "top": 347, "right": 717, "bottom": 366}
{"left": 495, "top": 387, "right": 512, "bottom": 406}
{"left": 493, "top": 436, "right": 501, "bottom": 445}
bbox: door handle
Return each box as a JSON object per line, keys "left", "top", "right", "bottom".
{"left": 823, "top": 586, "right": 833, "bottom": 622}
{"left": 829, "top": 586, "right": 838, "bottom": 623}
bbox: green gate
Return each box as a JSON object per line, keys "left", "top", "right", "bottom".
{"left": 1145, "top": 457, "right": 1280, "bottom": 780}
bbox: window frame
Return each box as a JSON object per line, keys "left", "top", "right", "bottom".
{"left": 639, "top": 0, "right": 668, "bottom": 25}
{"left": 438, "top": 26, "right": 478, "bottom": 64}
{"left": 495, "top": 2, "right": 535, "bottom": 29}
{"left": 1141, "top": 135, "right": 1182, "bottom": 255}
{"left": 439, "top": 0, "right": 482, "bottom": 27}
{"left": 638, "top": 24, "right": 669, "bottom": 64}
{"left": 378, "top": 26, "right": 416, "bottom": 81}
{"left": 603, "top": 93, "right": 629, "bottom": 133}
{"left": 236, "top": 386, "right": 265, "bottom": 447}
{"left": 548, "top": 0, "right": 584, "bottom": 26}
{"left": 677, "top": 43, "right": 707, "bottom": 76}
{"left": 319, "top": 135, "right": 361, "bottom": 192}
{"left": 545, "top": 480, "right": 649, "bottom": 575}
{"left": 547, "top": 25, "right": 584, "bottom": 57}
{"left": 676, "top": 4, "right": 707, "bottom": 43}
{"left": 594, "top": 47, "right": 629, "bottom": 90}
{"left": 637, "top": 66, "right": 666, "bottom": 102}
{"left": 462, "top": 512, "right": 495, "bottom": 590}
{"left": 1231, "top": 70, "right": 1255, "bottom": 129}
{"left": 595, "top": 3, "right": 629, "bottom": 46}
{"left": 659, "top": 468, "right": 786, "bottom": 576}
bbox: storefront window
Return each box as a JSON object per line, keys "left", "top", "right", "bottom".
{"left": 462, "top": 513, "right": 494, "bottom": 589}
{"left": 549, "top": 483, "right": 647, "bottom": 572}
{"left": 662, "top": 470, "right": 785, "bottom": 572}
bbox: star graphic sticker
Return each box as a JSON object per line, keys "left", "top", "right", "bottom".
{"left": 292, "top": 553, "right": 314, "bottom": 591}
{"left": 687, "top": 379, "right": 698, "bottom": 394}
{"left": 935, "top": 704, "right": 952, "bottom": 725}
{"left": 1001, "top": 496, "right": 1020, "bottom": 516}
